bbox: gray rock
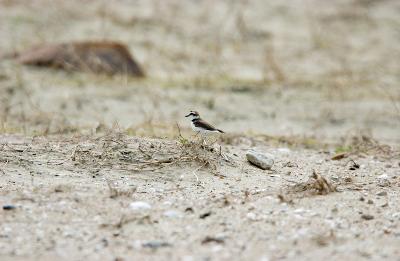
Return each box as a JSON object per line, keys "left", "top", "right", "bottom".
{"left": 246, "top": 150, "right": 274, "bottom": 170}
{"left": 376, "top": 191, "right": 387, "bottom": 196}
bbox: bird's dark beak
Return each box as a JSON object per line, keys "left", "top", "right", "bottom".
{"left": 185, "top": 113, "right": 191, "bottom": 117}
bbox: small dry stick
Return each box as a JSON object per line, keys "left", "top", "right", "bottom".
{"left": 138, "top": 143, "right": 153, "bottom": 159}
{"left": 176, "top": 122, "right": 187, "bottom": 141}
{"left": 191, "top": 162, "right": 210, "bottom": 182}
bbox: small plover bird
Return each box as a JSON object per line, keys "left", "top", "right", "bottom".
{"left": 185, "top": 111, "right": 224, "bottom": 144}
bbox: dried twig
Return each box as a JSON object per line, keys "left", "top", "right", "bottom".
{"left": 310, "top": 170, "right": 336, "bottom": 195}
{"left": 288, "top": 170, "right": 336, "bottom": 196}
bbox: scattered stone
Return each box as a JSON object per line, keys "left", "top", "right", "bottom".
{"left": 129, "top": 201, "right": 152, "bottom": 211}
{"left": 377, "top": 174, "right": 390, "bottom": 187}
{"left": 246, "top": 212, "right": 257, "bottom": 220}
{"left": 184, "top": 207, "right": 194, "bottom": 213}
{"left": 330, "top": 175, "right": 339, "bottom": 182}
{"left": 246, "top": 150, "right": 274, "bottom": 170}
{"left": 199, "top": 211, "right": 212, "bottom": 219}
{"left": 142, "top": 241, "right": 171, "bottom": 249}
{"left": 2, "top": 205, "right": 16, "bottom": 210}
{"left": 54, "top": 184, "right": 69, "bottom": 193}
{"left": 376, "top": 191, "right": 387, "bottom": 196}
{"left": 392, "top": 212, "right": 400, "bottom": 220}
{"left": 163, "top": 210, "right": 182, "bottom": 218}
{"left": 16, "top": 41, "right": 145, "bottom": 77}
{"left": 201, "top": 236, "right": 225, "bottom": 245}
{"left": 361, "top": 214, "right": 374, "bottom": 220}
{"left": 367, "top": 199, "right": 374, "bottom": 204}
{"left": 294, "top": 208, "right": 306, "bottom": 214}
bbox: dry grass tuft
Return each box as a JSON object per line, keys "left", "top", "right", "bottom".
{"left": 107, "top": 180, "right": 137, "bottom": 199}
{"left": 337, "top": 134, "right": 398, "bottom": 160}
{"left": 288, "top": 170, "right": 337, "bottom": 197}
{"left": 69, "top": 127, "right": 234, "bottom": 176}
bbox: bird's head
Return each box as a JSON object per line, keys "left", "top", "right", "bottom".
{"left": 185, "top": 110, "right": 200, "bottom": 120}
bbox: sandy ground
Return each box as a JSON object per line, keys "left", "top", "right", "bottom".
{"left": 0, "top": 134, "right": 399, "bottom": 261}
{"left": 1, "top": 0, "right": 400, "bottom": 260}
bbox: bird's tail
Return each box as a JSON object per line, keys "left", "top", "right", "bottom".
{"left": 217, "top": 129, "right": 224, "bottom": 133}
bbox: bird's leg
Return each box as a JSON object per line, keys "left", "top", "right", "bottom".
{"left": 202, "top": 135, "right": 212, "bottom": 151}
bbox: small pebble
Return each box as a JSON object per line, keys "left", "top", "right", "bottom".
{"left": 246, "top": 212, "right": 257, "bottom": 220}
{"left": 376, "top": 191, "right": 387, "bottom": 196}
{"left": 392, "top": 212, "right": 400, "bottom": 220}
{"left": 199, "top": 211, "right": 212, "bottom": 219}
{"left": 201, "top": 236, "right": 225, "bottom": 244}
{"left": 163, "top": 210, "right": 182, "bottom": 218}
{"left": 142, "top": 241, "right": 171, "bottom": 249}
{"left": 361, "top": 214, "right": 374, "bottom": 220}
{"left": 377, "top": 174, "right": 390, "bottom": 187}
{"left": 185, "top": 207, "right": 194, "bottom": 213}
{"left": 330, "top": 175, "right": 339, "bottom": 182}
{"left": 129, "top": 201, "right": 152, "bottom": 210}
{"left": 2, "top": 205, "right": 16, "bottom": 211}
